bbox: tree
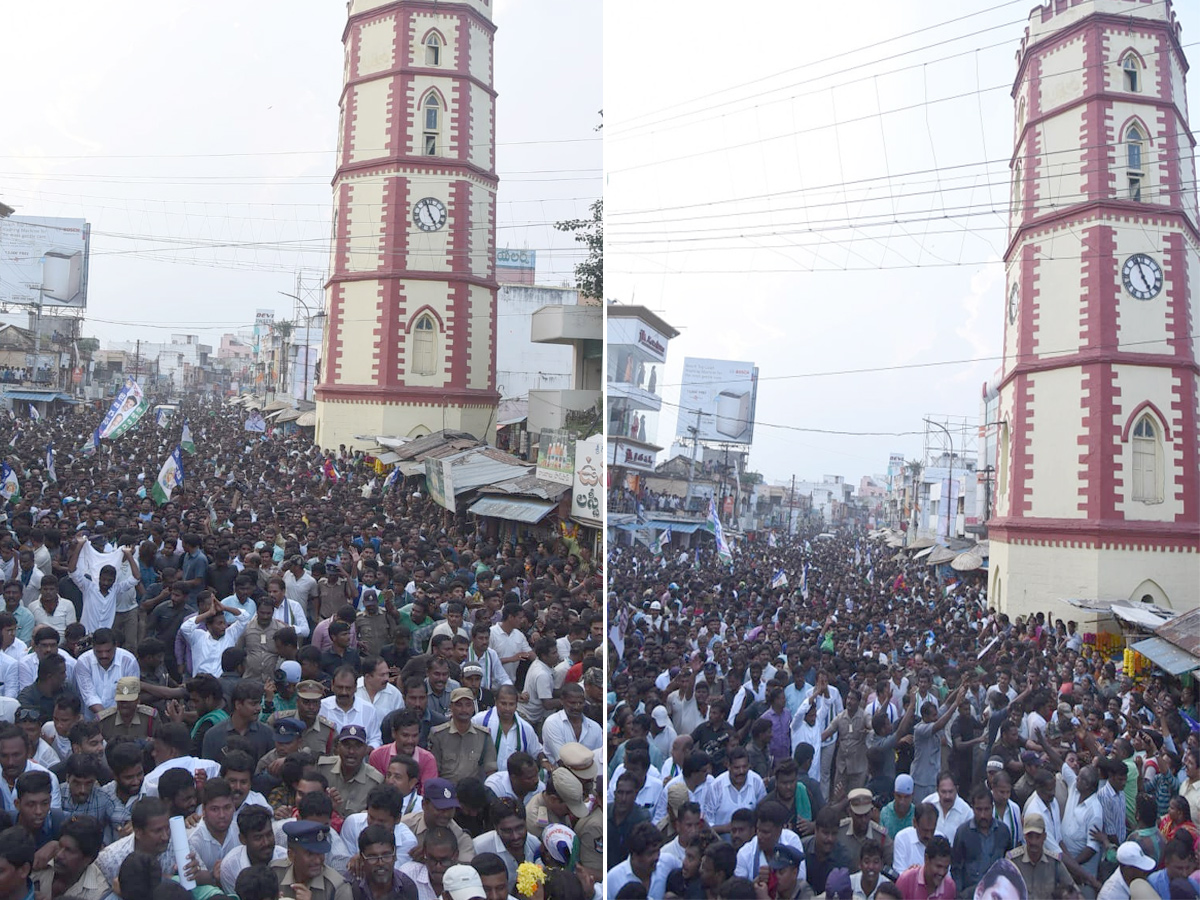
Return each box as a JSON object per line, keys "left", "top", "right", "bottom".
{"left": 555, "top": 198, "right": 602, "bottom": 300}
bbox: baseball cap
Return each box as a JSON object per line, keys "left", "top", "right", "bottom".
{"left": 986, "top": 757, "right": 1005, "bottom": 773}
{"left": 273, "top": 718, "right": 305, "bottom": 742}
{"left": 768, "top": 845, "right": 804, "bottom": 870}
{"left": 1023, "top": 812, "right": 1046, "bottom": 834}
{"left": 1116, "top": 841, "right": 1156, "bottom": 871}
{"left": 894, "top": 774, "right": 914, "bottom": 795}
{"left": 824, "top": 867, "right": 853, "bottom": 899}
{"left": 460, "top": 664, "right": 483, "bottom": 679}
{"left": 450, "top": 687, "right": 475, "bottom": 704}
{"left": 542, "top": 823, "right": 577, "bottom": 867}
{"left": 425, "top": 778, "right": 460, "bottom": 809}
{"left": 275, "top": 661, "right": 301, "bottom": 684}
{"left": 337, "top": 724, "right": 368, "bottom": 744}
{"left": 441, "top": 865, "right": 485, "bottom": 900}
{"left": 651, "top": 706, "right": 669, "bottom": 727}
{"left": 282, "top": 820, "right": 331, "bottom": 853}
{"left": 115, "top": 677, "right": 140, "bottom": 700}
{"left": 848, "top": 788, "right": 873, "bottom": 815}
{"left": 297, "top": 680, "right": 326, "bottom": 700}
{"left": 1020, "top": 751, "right": 1043, "bottom": 766}
{"left": 550, "top": 768, "right": 590, "bottom": 819}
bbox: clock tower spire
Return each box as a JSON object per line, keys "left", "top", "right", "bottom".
{"left": 315, "top": 0, "right": 500, "bottom": 448}
{"left": 989, "top": 0, "right": 1199, "bottom": 616}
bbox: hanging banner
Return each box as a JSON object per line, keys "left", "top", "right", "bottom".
{"left": 98, "top": 376, "right": 149, "bottom": 441}
{"left": 424, "top": 457, "right": 456, "bottom": 511}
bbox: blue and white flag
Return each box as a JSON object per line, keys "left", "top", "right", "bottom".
{"left": 651, "top": 525, "right": 672, "bottom": 556}
{"left": 382, "top": 468, "right": 399, "bottom": 493}
{"left": 151, "top": 446, "right": 184, "bottom": 505}
{"left": 768, "top": 531, "right": 777, "bottom": 548}
{"left": 799, "top": 564, "right": 809, "bottom": 601}
{"left": 44, "top": 445, "right": 56, "bottom": 483}
{"left": 0, "top": 463, "right": 18, "bottom": 503}
{"left": 81, "top": 428, "right": 99, "bottom": 458}
{"left": 27, "top": 405, "right": 39, "bottom": 422}
{"left": 706, "top": 498, "right": 732, "bottom": 565}
{"left": 180, "top": 420, "right": 195, "bottom": 454}
{"left": 866, "top": 565, "right": 874, "bottom": 585}
{"left": 771, "top": 569, "right": 788, "bottom": 589}
{"left": 155, "top": 408, "right": 167, "bottom": 428}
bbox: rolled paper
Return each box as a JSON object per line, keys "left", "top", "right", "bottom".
{"left": 170, "top": 815, "right": 195, "bottom": 889}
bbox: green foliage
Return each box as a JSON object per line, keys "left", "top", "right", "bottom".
{"left": 555, "top": 199, "right": 602, "bottom": 300}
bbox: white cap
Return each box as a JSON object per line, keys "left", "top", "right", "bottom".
{"left": 652, "top": 706, "right": 669, "bottom": 727}
{"left": 650, "top": 601, "right": 662, "bottom": 610}
{"left": 1115, "top": 841, "right": 1156, "bottom": 871}
{"left": 442, "top": 865, "right": 485, "bottom": 900}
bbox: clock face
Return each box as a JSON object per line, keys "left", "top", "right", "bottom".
{"left": 1008, "top": 283, "right": 1019, "bottom": 325}
{"left": 1122, "top": 253, "right": 1163, "bottom": 300}
{"left": 413, "top": 197, "right": 447, "bottom": 232}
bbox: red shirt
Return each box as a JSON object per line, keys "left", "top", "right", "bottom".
{"left": 895, "top": 864, "right": 956, "bottom": 900}
{"left": 367, "top": 741, "right": 438, "bottom": 792}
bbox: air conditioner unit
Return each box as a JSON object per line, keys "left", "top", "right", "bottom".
{"left": 715, "top": 389, "right": 751, "bottom": 438}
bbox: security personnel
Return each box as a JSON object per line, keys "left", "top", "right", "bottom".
{"left": 427, "top": 688, "right": 496, "bottom": 785}
{"left": 271, "top": 820, "right": 352, "bottom": 900}
{"left": 556, "top": 741, "right": 599, "bottom": 796}
{"left": 279, "top": 680, "right": 339, "bottom": 757}
{"left": 838, "top": 787, "right": 893, "bottom": 869}
{"left": 316, "top": 725, "right": 383, "bottom": 817}
{"left": 98, "top": 677, "right": 156, "bottom": 744}
{"left": 255, "top": 718, "right": 311, "bottom": 778}
{"left": 526, "top": 767, "right": 587, "bottom": 840}
{"left": 1006, "top": 812, "right": 1074, "bottom": 898}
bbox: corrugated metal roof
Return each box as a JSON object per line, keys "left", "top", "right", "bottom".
{"left": 1111, "top": 605, "right": 1172, "bottom": 631}
{"left": 1130, "top": 636, "right": 1200, "bottom": 675}
{"left": 448, "top": 449, "right": 531, "bottom": 494}
{"left": 479, "top": 472, "right": 571, "bottom": 501}
{"left": 468, "top": 497, "right": 556, "bottom": 524}
{"left": 2, "top": 390, "right": 72, "bottom": 402}
{"left": 1156, "top": 607, "right": 1200, "bottom": 656}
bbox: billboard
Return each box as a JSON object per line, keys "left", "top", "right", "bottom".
{"left": 571, "top": 436, "right": 603, "bottom": 526}
{"left": 535, "top": 429, "right": 575, "bottom": 485}
{"left": 425, "top": 457, "right": 457, "bottom": 511}
{"left": 0, "top": 217, "right": 91, "bottom": 308}
{"left": 675, "top": 357, "right": 758, "bottom": 445}
{"left": 496, "top": 248, "right": 536, "bottom": 270}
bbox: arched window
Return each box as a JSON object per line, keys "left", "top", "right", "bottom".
{"left": 412, "top": 315, "right": 437, "bottom": 375}
{"left": 423, "top": 94, "right": 441, "bottom": 156}
{"left": 1123, "top": 54, "right": 1141, "bottom": 93}
{"left": 424, "top": 33, "right": 442, "bottom": 67}
{"left": 1126, "top": 126, "right": 1143, "bottom": 171}
{"left": 1131, "top": 415, "right": 1163, "bottom": 503}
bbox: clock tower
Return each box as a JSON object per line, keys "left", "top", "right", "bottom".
{"left": 315, "top": 0, "right": 500, "bottom": 448}
{"left": 989, "top": 0, "right": 1199, "bottom": 618}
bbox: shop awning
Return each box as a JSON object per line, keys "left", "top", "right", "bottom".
{"left": 468, "top": 497, "right": 556, "bottom": 524}
{"left": 1130, "top": 637, "right": 1200, "bottom": 675}
{"left": 616, "top": 520, "right": 705, "bottom": 534}
{"left": 1, "top": 391, "right": 73, "bottom": 402}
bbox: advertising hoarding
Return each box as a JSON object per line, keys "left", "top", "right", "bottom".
{"left": 425, "top": 457, "right": 457, "bottom": 511}
{"left": 535, "top": 429, "right": 576, "bottom": 485}
{"left": 496, "top": 248, "right": 536, "bottom": 270}
{"left": 675, "top": 357, "right": 758, "bottom": 445}
{"left": 571, "top": 436, "right": 603, "bottom": 526}
{"left": 0, "top": 217, "right": 90, "bottom": 308}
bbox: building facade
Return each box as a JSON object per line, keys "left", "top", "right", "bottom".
{"left": 990, "top": 0, "right": 1199, "bottom": 617}
{"left": 315, "top": 0, "right": 500, "bottom": 448}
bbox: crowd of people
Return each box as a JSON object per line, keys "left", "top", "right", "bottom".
{"left": 0, "top": 395, "right": 606, "bottom": 900}
{"left": 605, "top": 530, "right": 1200, "bottom": 900}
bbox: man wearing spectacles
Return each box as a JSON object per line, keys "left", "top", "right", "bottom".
{"left": 351, "top": 824, "right": 419, "bottom": 900}
{"left": 397, "top": 826, "right": 458, "bottom": 900}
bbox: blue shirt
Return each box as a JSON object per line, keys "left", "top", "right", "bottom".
{"left": 181, "top": 549, "right": 209, "bottom": 608}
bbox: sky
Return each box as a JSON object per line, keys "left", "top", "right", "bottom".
{"left": 604, "top": 0, "right": 1199, "bottom": 487}
{"left": 0, "top": 0, "right": 601, "bottom": 349}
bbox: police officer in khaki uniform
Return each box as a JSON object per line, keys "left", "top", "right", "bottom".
{"left": 428, "top": 688, "right": 496, "bottom": 785}
{"left": 526, "top": 767, "right": 586, "bottom": 840}
{"left": 277, "top": 680, "right": 339, "bottom": 757}
{"left": 271, "top": 820, "right": 352, "bottom": 900}
{"left": 316, "top": 724, "right": 382, "bottom": 817}
{"left": 98, "top": 677, "right": 157, "bottom": 744}
{"left": 1006, "top": 812, "right": 1074, "bottom": 898}
{"left": 838, "top": 788, "right": 894, "bottom": 869}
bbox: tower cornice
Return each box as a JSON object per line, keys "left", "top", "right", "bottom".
{"left": 332, "top": 157, "right": 499, "bottom": 186}
{"left": 1003, "top": 201, "right": 1200, "bottom": 263}
{"left": 343, "top": 0, "right": 496, "bottom": 45}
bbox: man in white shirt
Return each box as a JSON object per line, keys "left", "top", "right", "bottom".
{"left": 16, "top": 552, "right": 43, "bottom": 608}
{"left": 466, "top": 625, "right": 510, "bottom": 691}
{"left": 17, "top": 627, "right": 76, "bottom": 693}
{"left": 483, "top": 752, "right": 541, "bottom": 808}
{"left": 472, "top": 686, "right": 542, "bottom": 772}
{"left": 319, "top": 667, "right": 382, "bottom": 748}
{"left": 28, "top": 578, "right": 76, "bottom": 639}
{"left": 1061, "top": 763, "right": 1104, "bottom": 884}
{"left": 541, "top": 683, "right": 601, "bottom": 764}
{"left": 703, "top": 747, "right": 766, "bottom": 837}
{"left": 282, "top": 557, "right": 320, "bottom": 611}
{"left": 489, "top": 605, "right": 532, "bottom": 683}
{"left": 143, "top": 721, "right": 222, "bottom": 797}
{"left": 893, "top": 802, "right": 939, "bottom": 873}
{"left": 217, "top": 803, "right": 288, "bottom": 893}
{"left": 356, "top": 657, "right": 403, "bottom": 722}
{"left": 68, "top": 537, "right": 140, "bottom": 633}
{"left": 733, "top": 799, "right": 806, "bottom": 881}
{"left": 72, "top": 629, "right": 140, "bottom": 717}
{"left": 516, "top": 639, "right": 559, "bottom": 729}
{"left": 0, "top": 723, "right": 62, "bottom": 814}
{"left": 177, "top": 599, "right": 254, "bottom": 677}
{"left": 923, "top": 774, "right": 973, "bottom": 840}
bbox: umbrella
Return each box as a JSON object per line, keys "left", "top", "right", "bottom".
{"left": 296, "top": 411, "right": 317, "bottom": 427}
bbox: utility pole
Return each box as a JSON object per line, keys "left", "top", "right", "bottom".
{"left": 31, "top": 296, "right": 42, "bottom": 385}
{"left": 133, "top": 339, "right": 141, "bottom": 381}
{"left": 789, "top": 474, "right": 796, "bottom": 537}
{"left": 685, "top": 408, "right": 702, "bottom": 513}
{"left": 924, "top": 418, "right": 954, "bottom": 541}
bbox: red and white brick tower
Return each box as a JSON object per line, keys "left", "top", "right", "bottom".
{"left": 315, "top": 0, "right": 499, "bottom": 448}
{"left": 989, "top": 0, "right": 1199, "bottom": 618}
